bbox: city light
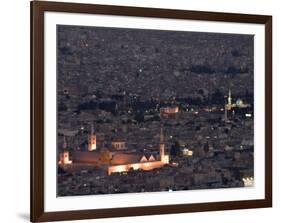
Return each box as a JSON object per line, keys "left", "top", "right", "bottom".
{"left": 242, "top": 177, "right": 254, "bottom": 187}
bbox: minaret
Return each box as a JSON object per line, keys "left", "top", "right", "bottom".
{"left": 88, "top": 124, "right": 97, "bottom": 151}
{"left": 159, "top": 128, "right": 165, "bottom": 163}
{"left": 228, "top": 89, "right": 232, "bottom": 107}
{"left": 224, "top": 89, "right": 232, "bottom": 122}
{"left": 59, "top": 135, "right": 72, "bottom": 165}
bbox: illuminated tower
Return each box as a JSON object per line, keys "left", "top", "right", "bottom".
{"left": 228, "top": 89, "right": 232, "bottom": 107}
{"left": 159, "top": 128, "right": 165, "bottom": 163}
{"left": 224, "top": 89, "right": 232, "bottom": 122}
{"left": 59, "top": 136, "right": 72, "bottom": 165}
{"left": 88, "top": 124, "right": 97, "bottom": 151}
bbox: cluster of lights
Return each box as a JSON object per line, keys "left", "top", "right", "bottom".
{"left": 182, "top": 148, "right": 193, "bottom": 157}
{"left": 242, "top": 177, "right": 254, "bottom": 187}
{"left": 171, "top": 162, "right": 179, "bottom": 167}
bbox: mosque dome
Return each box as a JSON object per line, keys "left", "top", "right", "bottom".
{"left": 236, "top": 99, "right": 244, "bottom": 107}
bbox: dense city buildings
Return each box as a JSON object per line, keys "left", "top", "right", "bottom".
{"left": 57, "top": 25, "right": 254, "bottom": 196}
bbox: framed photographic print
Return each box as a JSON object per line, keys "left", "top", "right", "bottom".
{"left": 30, "top": 1, "right": 272, "bottom": 222}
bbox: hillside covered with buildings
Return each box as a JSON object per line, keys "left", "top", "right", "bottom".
{"left": 57, "top": 25, "right": 254, "bottom": 196}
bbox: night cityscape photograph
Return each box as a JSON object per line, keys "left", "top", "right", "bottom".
{"left": 57, "top": 25, "right": 254, "bottom": 197}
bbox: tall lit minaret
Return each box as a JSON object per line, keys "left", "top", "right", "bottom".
{"left": 88, "top": 124, "right": 97, "bottom": 151}
{"left": 59, "top": 135, "right": 72, "bottom": 165}
{"left": 228, "top": 89, "right": 232, "bottom": 107}
{"left": 224, "top": 89, "right": 232, "bottom": 122}
{"left": 159, "top": 128, "right": 165, "bottom": 163}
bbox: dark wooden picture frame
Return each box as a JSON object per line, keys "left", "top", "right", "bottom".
{"left": 31, "top": 1, "right": 272, "bottom": 222}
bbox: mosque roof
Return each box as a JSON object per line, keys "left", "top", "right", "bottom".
{"left": 111, "top": 153, "right": 141, "bottom": 165}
